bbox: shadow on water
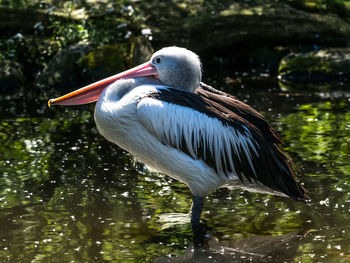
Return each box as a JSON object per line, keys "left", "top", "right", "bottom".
{"left": 0, "top": 76, "right": 350, "bottom": 262}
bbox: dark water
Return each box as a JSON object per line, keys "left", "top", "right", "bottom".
{"left": 0, "top": 78, "right": 349, "bottom": 262}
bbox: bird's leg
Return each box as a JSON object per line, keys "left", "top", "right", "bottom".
{"left": 191, "top": 196, "right": 204, "bottom": 225}
{"left": 191, "top": 196, "right": 205, "bottom": 248}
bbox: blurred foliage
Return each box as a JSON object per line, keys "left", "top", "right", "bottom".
{"left": 0, "top": 0, "right": 144, "bottom": 85}
{"left": 1, "top": 0, "right": 350, "bottom": 80}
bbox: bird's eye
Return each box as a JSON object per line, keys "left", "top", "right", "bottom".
{"left": 153, "top": 56, "right": 163, "bottom": 64}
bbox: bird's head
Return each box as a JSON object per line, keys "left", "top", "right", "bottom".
{"left": 48, "top": 46, "right": 202, "bottom": 106}
{"left": 150, "top": 47, "right": 201, "bottom": 92}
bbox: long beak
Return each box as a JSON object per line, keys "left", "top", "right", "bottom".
{"left": 48, "top": 62, "right": 157, "bottom": 106}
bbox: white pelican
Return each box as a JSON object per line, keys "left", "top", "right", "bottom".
{"left": 48, "top": 46, "right": 309, "bottom": 242}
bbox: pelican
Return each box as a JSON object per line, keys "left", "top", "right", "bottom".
{"left": 48, "top": 46, "right": 309, "bottom": 243}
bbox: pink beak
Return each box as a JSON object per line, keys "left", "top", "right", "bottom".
{"left": 48, "top": 61, "right": 158, "bottom": 106}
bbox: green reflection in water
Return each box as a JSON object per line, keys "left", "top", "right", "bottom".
{"left": 0, "top": 97, "right": 349, "bottom": 262}
{"left": 0, "top": 110, "right": 192, "bottom": 262}
{"left": 282, "top": 100, "right": 350, "bottom": 175}
{"left": 279, "top": 99, "right": 350, "bottom": 262}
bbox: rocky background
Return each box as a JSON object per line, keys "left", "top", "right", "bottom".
{"left": 1, "top": 0, "right": 350, "bottom": 99}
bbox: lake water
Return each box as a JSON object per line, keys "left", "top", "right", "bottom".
{"left": 0, "top": 76, "right": 349, "bottom": 262}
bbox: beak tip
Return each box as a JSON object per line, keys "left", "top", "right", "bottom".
{"left": 48, "top": 99, "right": 53, "bottom": 108}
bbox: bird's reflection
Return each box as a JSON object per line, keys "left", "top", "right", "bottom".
{"left": 155, "top": 223, "right": 305, "bottom": 263}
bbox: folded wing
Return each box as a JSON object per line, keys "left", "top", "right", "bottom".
{"left": 137, "top": 84, "right": 309, "bottom": 201}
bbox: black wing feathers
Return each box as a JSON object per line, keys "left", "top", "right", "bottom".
{"left": 199, "top": 83, "right": 282, "bottom": 144}
{"left": 147, "top": 83, "right": 309, "bottom": 201}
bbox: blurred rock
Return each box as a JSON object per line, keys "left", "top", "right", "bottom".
{"left": 37, "top": 37, "right": 153, "bottom": 97}
{"left": 35, "top": 43, "right": 92, "bottom": 97}
{"left": 0, "top": 60, "right": 24, "bottom": 94}
{"left": 0, "top": 6, "right": 80, "bottom": 35}
{"left": 278, "top": 48, "right": 350, "bottom": 87}
{"left": 131, "top": 37, "right": 154, "bottom": 65}
{"left": 77, "top": 37, "right": 153, "bottom": 84}
{"left": 0, "top": 7, "right": 49, "bottom": 34}
{"left": 152, "top": 3, "right": 350, "bottom": 56}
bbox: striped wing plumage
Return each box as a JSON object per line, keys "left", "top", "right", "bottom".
{"left": 137, "top": 83, "right": 308, "bottom": 201}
